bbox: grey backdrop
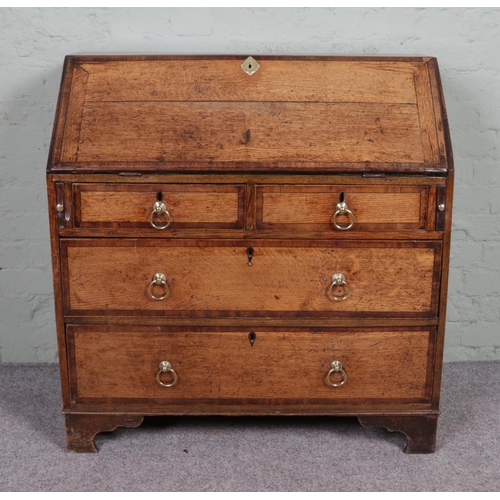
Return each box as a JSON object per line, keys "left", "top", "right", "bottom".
{"left": 1, "top": 7, "right": 499, "bottom": 362}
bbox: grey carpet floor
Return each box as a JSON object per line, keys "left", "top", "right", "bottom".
{"left": 1, "top": 361, "right": 499, "bottom": 491}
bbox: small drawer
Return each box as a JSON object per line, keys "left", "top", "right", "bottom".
{"left": 67, "top": 325, "right": 434, "bottom": 405}
{"left": 256, "top": 184, "right": 433, "bottom": 231}
{"left": 73, "top": 183, "right": 245, "bottom": 229}
{"left": 62, "top": 239, "right": 441, "bottom": 318}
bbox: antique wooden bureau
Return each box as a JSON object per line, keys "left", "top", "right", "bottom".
{"left": 47, "top": 55, "right": 453, "bottom": 453}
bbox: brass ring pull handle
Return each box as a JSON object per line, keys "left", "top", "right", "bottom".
{"left": 333, "top": 201, "right": 354, "bottom": 230}
{"left": 149, "top": 201, "right": 172, "bottom": 230}
{"left": 148, "top": 273, "right": 170, "bottom": 301}
{"left": 326, "top": 361, "right": 347, "bottom": 387}
{"left": 327, "top": 273, "right": 350, "bottom": 301}
{"left": 156, "top": 361, "right": 178, "bottom": 388}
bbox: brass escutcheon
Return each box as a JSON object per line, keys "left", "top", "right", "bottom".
{"left": 241, "top": 56, "right": 260, "bottom": 76}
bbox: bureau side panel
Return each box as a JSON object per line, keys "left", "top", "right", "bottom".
{"left": 429, "top": 58, "right": 454, "bottom": 408}
{"left": 47, "top": 176, "right": 71, "bottom": 407}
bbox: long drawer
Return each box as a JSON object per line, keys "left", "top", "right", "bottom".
{"left": 61, "top": 239, "right": 441, "bottom": 317}
{"left": 67, "top": 325, "right": 434, "bottom": 405}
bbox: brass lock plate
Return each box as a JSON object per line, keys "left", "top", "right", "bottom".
{"left": 241, "top": 56, "right": 260, "bottom": 76}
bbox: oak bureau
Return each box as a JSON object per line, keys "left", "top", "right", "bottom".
{"left": 47, "top": 55, "right": 454, "bottom": 453}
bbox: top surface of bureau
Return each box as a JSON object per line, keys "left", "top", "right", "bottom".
{"left": 47, "top": 55, "right": 451, "bottom": 175}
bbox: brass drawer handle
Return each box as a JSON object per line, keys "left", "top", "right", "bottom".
{"left": 156, "top": 361, "right": 178, "bottom": 388}
{"left": 148, "top": 273, "right": 170, "bottom": 301}
{"left": 333, "top": 201, "right": 354, "bottom": 230}
{"left": 327, "top": 273, "right": 350, "bottom": 301}
{"left": 326, "top": 361, "right": 347, "bottom": 387}
{"left": 150, "top": 200, "right": 172, "bottom": 230}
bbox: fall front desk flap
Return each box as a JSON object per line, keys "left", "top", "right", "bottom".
{"left": 48, "top": 55, "right": 451, "bottom": 174}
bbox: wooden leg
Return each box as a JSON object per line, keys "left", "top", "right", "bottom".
{"left": 358, "top": 415, "right": 438, "bottom": 454}
{"left": 65, "top": 414, "right": 144, "bottom": 453}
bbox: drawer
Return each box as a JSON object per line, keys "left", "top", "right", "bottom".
{"left": 73, "top": 183, "right": 245, "bottom": 229}
{"left": 256, "top": 184, "right": 433, "bottom": 232}
{"left": 67, "top": 325, "right": 434, "bottom": 405}
{"left": 62, "top": 240, "right": 441, "bottom": 317}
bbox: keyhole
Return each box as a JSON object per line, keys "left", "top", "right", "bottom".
{"left": 339, "top": 192, "right": 345, "bottom": 203}
{"left": 157, "top": 191, "right": 163, "bottom": 202}
{"left": 247, "top": 247, "right": 254, "bottom": 266}
{"left": 248, "top": 331, "right": 256, "bottom": 346}
{"left": 248, "top": 63, "right": 252, "bottom": 68}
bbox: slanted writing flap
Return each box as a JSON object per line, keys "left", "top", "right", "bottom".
{"left": 48, "top": 56, "right": 449, "bottom": 174}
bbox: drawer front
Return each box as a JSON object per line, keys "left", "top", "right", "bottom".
{"left": 68, "top": 326, "right": 434, "bottom": 405}
{"left": 74, "top": 183, "right": 245, "bottom": 229}
{"left": 256, "top": 184, "right": 433, "bottom": 231}
{"left": 62, "top": 240, "right": 441, "bottom": 317}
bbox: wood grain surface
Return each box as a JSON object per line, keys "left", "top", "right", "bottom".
{"left": 68, "top": 325, "right": 432, "bottom": 403}
{"left": 359, "top": 414, "right": 438, "bottom": 454}
{"left": 414, "top": 62, "right": 445, "bottom": 165}
{"left": 65, "top": 413, "right": 144, "bottom": 453}
{"left": 46, "top": 56, "right": 453, "bottom": 454}
{"left": 62, "top": 239, "right": 441, "bottom": 316}
{"left": 60, "top": 64, "right": 89, "bottom": 163}
{"left": 48, "top": 56, "right": 449, "bottom": 173}
{"left": 69, "top": 101, "right": 423, "bottom": 164}
{"left": 75, "top": 183, "right": 244, "bottom": 228}
{"left": 50, "top": 172, "right": 449, "bottom": 185}
{"left": 80, "top": 59, "right": 419, "bottom": 103}
{"left": 257, "top": 184, "right": 429, "bottom": 230}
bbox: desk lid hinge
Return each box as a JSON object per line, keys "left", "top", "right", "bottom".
{"left": 362, "top": 173, "right": 386, "bottom": 178}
